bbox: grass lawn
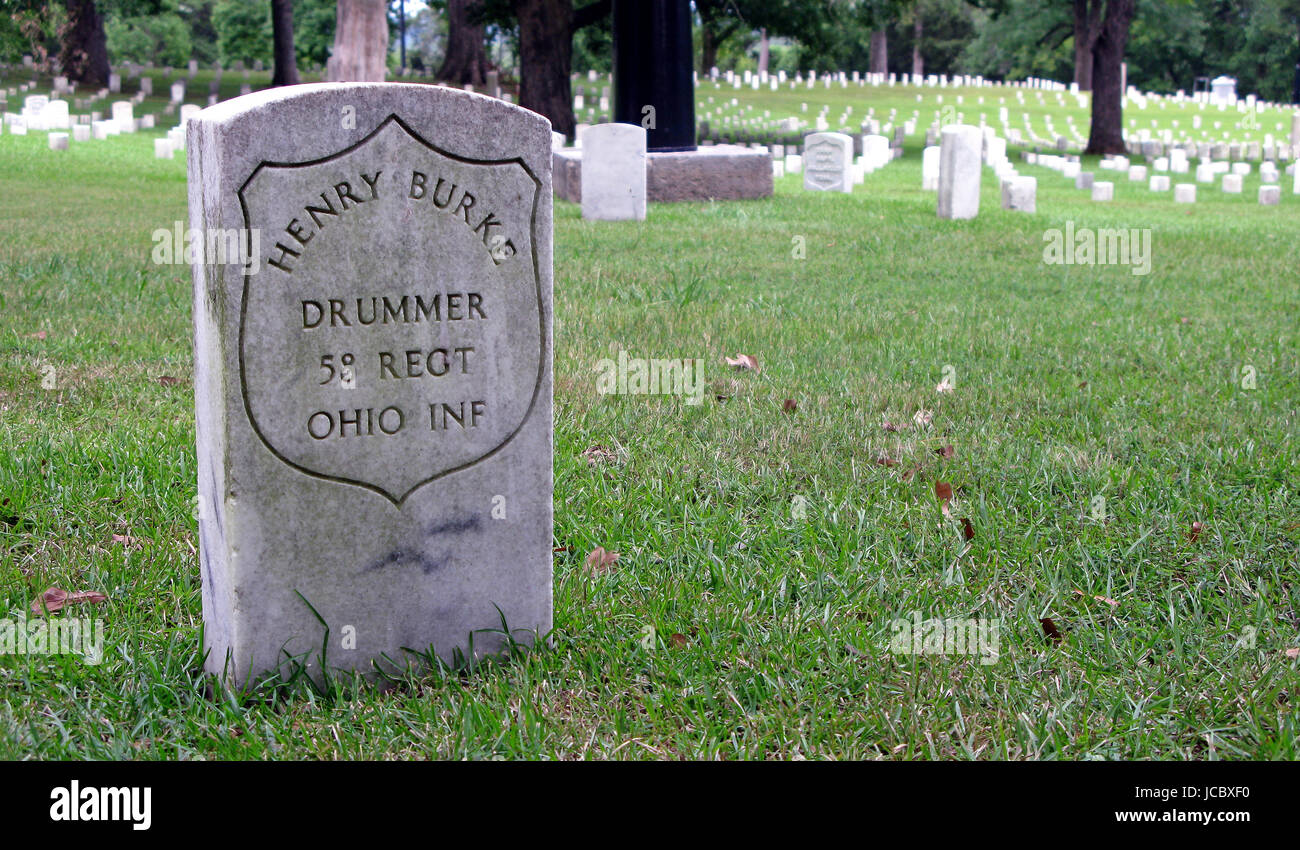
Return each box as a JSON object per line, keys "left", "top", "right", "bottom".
{"left": 0, "top": 90, "right": 1297, "bottom": 759}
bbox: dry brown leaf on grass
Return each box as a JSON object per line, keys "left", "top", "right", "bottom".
{"left": 1188, "top": 521, "right": 1205, "bottom": 543}
{"left": 1072, "top": 589, "right": 1119, "bottom": 607}
{"left": 156, "top": 375, "right": 182, "bottom": 386}
{"left": 31, "top": 587, "right": 108, "bottom": 616}
{"left": 724, "top": 354, "right": 760, "bottom": 372}
{"left": 110, "top": 533, "right": 139, "bottom": 546}
{"left": 882, "top": 419, "right": 909, "bottom": 433}
{"left": 934, "top": 481, "right": 954, "bottom": 519}
{"left": 584, "top": 546, "right": 620, "bottom": 575}
{"left": 781, "top": 398, "right": 797, "bottom": 413}
{"left": 935, "top": 377, "right": 954, "bottom": 394}
{"left": 28, "top": 331, "right": 47, "bottom": 340}
{"left": 1039, "top": 618, "right": 1063, "bottom": 642}
{"left": 669, "top": 633, "right": 689, "bottom": 649}
{"left": 913, "top": 408, "right": 934, "bottom": 428}
{"left": 935, "top": 444, "right": 955, "bottom": 459}
{"left": 875, "top": 455, "right": 899, "bottom": 468}
{"left": 961, "top": 517, "right": 975, "bottom": 541}
{"left": 580, "top": 444, "right": 618, "bottom": 466}
{"left": 1285, "top": 648, "right": 1299, "bottom": 659}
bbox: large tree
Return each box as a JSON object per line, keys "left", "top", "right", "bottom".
{"left": 869, "top": 28, "right": 887, "bottom": 72}
{"left": 270, "top": 0, "right": 299, "bottom": 85}
{"left": 502, "top": 0, "right": 609, "bottom": 139}
{"left": 1083, "top": 0, "right": 1136, "bottom": 154}
{"left": 696, "top": 0, "right": 745, "bottom": 72}
{"left": 911, "top": 4, "right": 923, "bottom": 76}
{"left": 1072, "top": 0, "right": 1102, "bottom": 90}
{"left": 328, "top": 0, "right": 387, "bottom": 81}
{"left": 438, "top": 0, "right": 489, "bottom": 85}
{"left": 61, "top": 0, "right": 112, "bottom": 85}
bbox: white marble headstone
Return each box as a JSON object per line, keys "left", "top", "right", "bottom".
{"left": 802, "top": 132, "right": 853, "bottom": 192}
{"left": 937, "top": 124, "right": 981, "bottom": 219}
{"left": 187, "top": 84, "right": 554, "bottom": 686}
{"left": 579, "top": 123, "right": 646, "bottom": 221}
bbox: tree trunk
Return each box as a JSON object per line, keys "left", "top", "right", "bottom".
{"left": 271, "top": 0, "right": 300, "bottom": 87}
{"left": 1073, "top": 40, "right": 1093, "bottom": 90}
{"left": 515, "top": 0, "right": 575, "bottom": 139}
{"left": 701, "top": 24, "right": 717, "bottom": 73}
{"left": 1072, "top": 0, "right": 1101, "bottom": 91}
{"left": 1293, "top": 19, "right": 1300, "bottom": 105}
{"left": 1084, "top": 0, "right": 1135, "bottom": 155}
{"left": 869, "top": 29, "right": 887, "bottom": 75}
{"left": 60, "top": 0, "right": 110, "bottom": 86}
{"left": 438, "top": 0, "right": 489, "bottom": 86}
{"left": 757, "top": 28, "right": 769, "bottom": 75}
{"left": 912, "top": 13, "right": 923, "bottom": 77}
{"left": 328, "top": 0, "right": 389, "bottom": 82}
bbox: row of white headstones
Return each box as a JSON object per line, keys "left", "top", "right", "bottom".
{"left": 701, "top": 91, "right": 1296, "bottom": 159}
{"left": 3, "top": 91, "right": 202, "bottom": 159}
{"left": 798, "top": 125, "right": 1023, "bottom": 216}
{"left": 1042, "top": 150, "right": 1294, "bottom": 205}
{"left": 799, "top": 123, "right": 1298, "bottom": 216}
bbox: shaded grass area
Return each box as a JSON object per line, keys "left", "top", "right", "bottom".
{"left": 0, "top": 124, "right": 1297, "bottom": 760}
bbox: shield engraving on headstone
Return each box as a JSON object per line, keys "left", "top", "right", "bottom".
{"left": 236, "top": 115, "right": 545, "bottom": 504}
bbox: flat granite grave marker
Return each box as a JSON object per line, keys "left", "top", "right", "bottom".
{"left": 188, "top": 83, "right": 554, "bottom": 687}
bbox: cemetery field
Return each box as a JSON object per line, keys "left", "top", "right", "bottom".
{"left": 2, "top": 128, "right": 1298, "bottom": 760}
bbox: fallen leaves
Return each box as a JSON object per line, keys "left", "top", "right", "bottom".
{"left": 1, "top": 497, "right": 23, "bottom": 529}
{"left": 781, "top": 398, "right": 798, "bottom": 413}
{"left": 1286, "top": 648, "right": 1299, "bottom": 660}
{"left": 27, "top": 331, "right": 47, "bottom": 340}
{"left": 669, "top": 633, "right": 689, "bottom": 649}
{"left": 580, "top": 444, "right": 618, "bottom": 466}
{"left": 1188, "top": 521, "right": 1205, "bottom": 543}
{"left": 156, "top": 375, "right": 181, "bottom": 387}
{"left": 1039, "top": 617, "right": 1063, "bottom": 643}
{"left": 882, "top": 419, "right": 908, "bottom": 433}
{"left": 912, "top": 408, "right": 934, "bottom": 428}
{"left": 110, "top": 533, "right": 139, "bottom": 547}
{"left": 1073, "top": 589, "right": 1119, "bottom": 607}
{"left": 724, "top": 353, "right": 759, "bottom": 372}
{"left": 31, "top": 587, "right": 108, "bottom": 616}
{"left": 935, "top": 377, "right": 954, "bottom": 394}
{"left": 934, "top": 481, "right": 954, "bottom": 519}
{"left": 874, "top": 455, "right": 899, "bottom": 468}
{"left": 961, "top": 517, "right": 975, "bottom": 540}
{"left": 935, "top": 444, "right": 955, "bottom": 459}
{"left": 584, "top": 546, "right": 620, "bottom": 575}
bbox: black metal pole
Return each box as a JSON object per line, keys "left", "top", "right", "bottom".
{"left": 612, "top": 0, "right": 696, "bottom": 152}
